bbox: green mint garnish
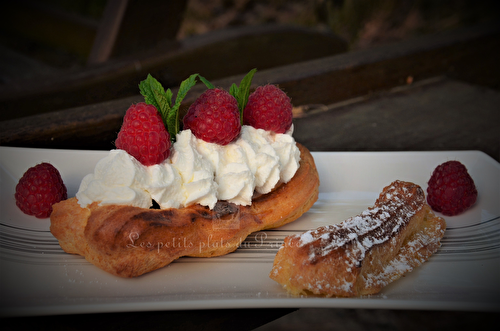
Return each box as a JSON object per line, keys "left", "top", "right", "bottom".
{"left": 198, "top": 75, "right": 215, "bottom": 89}
{"left": 169, "top": 73, "right": 198, "bottom": 139}
{"left": 139, "top": 73, "right": 198, "bottom": 142}
{"left": 229, "top": 68, "right": 257, "bottom": 124}
{"left": 139, "top": 74, "right": 170, "bottom": 112}
{"left": 138, "top": 69, "right": 257, "bottom": 140}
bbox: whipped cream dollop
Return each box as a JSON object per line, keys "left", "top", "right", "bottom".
{"left": 76, "top": 125, "right": 301, "bottom": 210}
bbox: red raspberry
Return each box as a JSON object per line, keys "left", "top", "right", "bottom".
{"left": 15, "top": 163, "right": 67, "bottom": 218}
{"left": 427, "top": 160, "right": 478, "bottom": 216}
{"left": 243, "top": 85, "right": 293, "bottom": 133}
{"left": 115, "top": 102, "right": 171, "bottom": 166}
{"left": 183, "top": 88, "right": 240, "bottom": 145}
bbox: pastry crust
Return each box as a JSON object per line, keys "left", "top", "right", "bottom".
{"left": 50, "top": 143, "right": 319, "bottom": 278}
{"left": 269, "top": 180, "right": 446, "bottom": 297}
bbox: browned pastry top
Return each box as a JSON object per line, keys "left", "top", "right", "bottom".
{"left": 51, "top": 143, "right": 320, "bottom": 277}
{"left": 299, "top": 180, "right": 425, "bottom": 267}
{"left": 270, "top": 180, "right": 446, "bottom": 297}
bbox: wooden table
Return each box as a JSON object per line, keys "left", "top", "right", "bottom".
{"left": 2, "top": 22, "right": 499, "bottom": 330}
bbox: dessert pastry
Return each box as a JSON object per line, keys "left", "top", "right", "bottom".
{"left": 50, "top": 143, "right": 319, "bottom": 277}
{"left": 270, "top": 180, "right": 446, "bottom": 297}
{"left": 49, "top": 71, "right": 320, "bottom": 277}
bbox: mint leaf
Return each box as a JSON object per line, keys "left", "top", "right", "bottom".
{"left": 151, "top": 88, "right": 171, "bottom": 126}
{"left": 139, "top": 74, "right": 198, "bottom": 143}
{"left": 167, "top": 73, "right": 198, "bottom": 140}
{"left": 237, "top": 68, "right": 256, "bottom": 113}
{"left": 229, "top": 68, "right": 257, "bottom": 124}
{"left": 139, "top": 74, "right": 171, "bottom": 122}
{"left": 165, "top": 88, "right": 173, "bottom": 108}
{"left": 138, "top": 75, "right": 156, "bottom": 106}
{"left": 174, "top": 73, "right": 198, "bottom": 106}
{"left": 139, "top": 74, "right": 171, "bottom": 111}
{"left": 198, "top": 75, "right": 215, "bottom": 89}
{"left": 229, "top": 83, "right": 239, "bottom": 98}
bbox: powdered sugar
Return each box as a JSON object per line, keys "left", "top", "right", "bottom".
{"left": 271, "top": 180, "right": 446, "bottom": 297}
{"left": 299, "top": 232, "right": 315, "bottom": 245}
{"left": 297, "top": 180, "right": 426, "bottom": 268}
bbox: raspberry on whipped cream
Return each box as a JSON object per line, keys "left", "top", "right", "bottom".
{"left": 76, "top": 125, "right": 300, "bottom": 210}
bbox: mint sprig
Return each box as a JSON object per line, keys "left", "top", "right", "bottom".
{"left": 138, "top": 69, "right": 257, "bottom": 140}
{"left": 229, "top": 68, "right": 256, "bottom": 124}
{"left": 139, "top": 73, "right": 198, "bottom": 142}
{"left": 198, "top": 75, "right": 215, "bottom": 89}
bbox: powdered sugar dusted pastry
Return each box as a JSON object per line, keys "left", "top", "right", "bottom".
{"left": 270, "top": 180, "right": 446, "bottom": 297}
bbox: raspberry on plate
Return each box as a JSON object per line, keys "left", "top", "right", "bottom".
{"left": 183, "top": 88, "right": 241, "bottom": 145}
{"left": 15, "top": 163, "right": 67, "bottom": 218}
{"left": 115, "top": 102, "right": 171, "bottom": 166}
{"left": 243, "top": 84, "right": 293, "bottom": 134}
{"left": 426, "top": 160, "right": 478, "bottom": 216}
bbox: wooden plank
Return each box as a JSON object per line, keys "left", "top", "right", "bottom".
{"left": 173, "top": 22, "right": 499, "bottom": 108}
{"left": 0, "top": 1, "right": 99, "bottom": 58}
{"left": 293, "top": 77, "right": 500, "bottom": 161}
{"left": 247, "top": 22, "right": 500, "bottom": 106}
{"left": 0, "top": 0, "right": 188, "bottom": 64}
{"left": 0, "top": 95, "right": 139, "bottom": 151}
{"left": 87, "top": 0, "right": 129, "bottom": 64}
{"left": 0, "top": 25, "right": 347, "bottom": 120}
{"left": 1, "top": 23, "right": 498, "bottom": 153}
{"left": 109, "top": 0, "right": 188, "bottom": 58}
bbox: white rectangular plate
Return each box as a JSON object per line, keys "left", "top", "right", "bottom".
{"left": 1, "top": 147, "right": 499, "bottom": 316}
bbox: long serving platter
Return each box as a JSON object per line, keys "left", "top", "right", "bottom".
{"left": 1, "top": 146, "right": 499, "bottom": 316}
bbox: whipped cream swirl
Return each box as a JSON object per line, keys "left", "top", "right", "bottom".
{"left": 76, "top": 125, "right": 300, "bottom": 210}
